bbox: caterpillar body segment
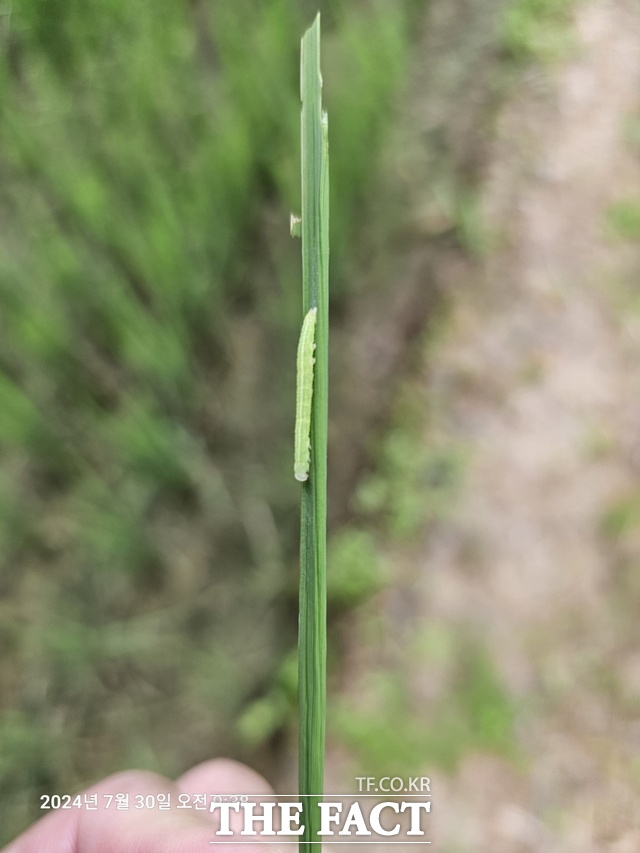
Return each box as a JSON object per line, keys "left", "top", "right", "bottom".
{"left": 294, "top": 307, "right": 317, "bottom": 482}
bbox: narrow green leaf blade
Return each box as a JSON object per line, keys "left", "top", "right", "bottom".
{"left": 298, "top": 12, "right": 328, "bottom": 853}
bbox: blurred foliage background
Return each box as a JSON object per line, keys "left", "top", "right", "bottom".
{"left": 0, "top": 0, "right": 430, "bottom": 840}
{"left": 4, "top": 0, "right": 625, "bottom": 847}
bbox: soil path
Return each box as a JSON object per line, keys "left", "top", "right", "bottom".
{"left": 329, "top": 2, "right": 640, "bottom": 850}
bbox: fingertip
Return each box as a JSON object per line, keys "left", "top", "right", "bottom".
{"left": 178, "top": 759, "right": 273, "bottom": 797}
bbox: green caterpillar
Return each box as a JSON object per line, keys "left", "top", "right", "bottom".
{"left": 294, "top": 307, "right": 317, "bottom": 482}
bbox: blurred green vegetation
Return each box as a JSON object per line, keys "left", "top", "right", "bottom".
{"left": 333, "top": 632, "right": 519, "bottom": 776}
{"left": 605, "top": 199, "right": 640, "bottom": 242}
{"left": 601, "top": 492, "right": 640, "bottom": 540}
{"left": 354, "top": 380, "right": 467, "bottom": 540}
{"left": 329, "top": 371, "right": 519, "bottom": 777}
{"left": 502, "top": 0, "right": 575, "bottom": 63}
{"left": 0, "top": 0, "right": 424, "bottom": 841}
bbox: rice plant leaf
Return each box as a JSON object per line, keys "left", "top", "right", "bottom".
{"left": 298, "top": 13, "right": 328, "bottom": 852}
